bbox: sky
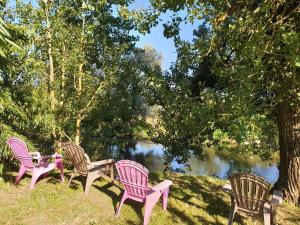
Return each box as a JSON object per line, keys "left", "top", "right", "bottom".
{"left": 129, "top": 0, "right": 200, "bottom": 70}
{"left": 8, "top": 0, "right": 200, "bottom": 71}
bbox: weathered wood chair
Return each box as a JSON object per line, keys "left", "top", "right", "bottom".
{"left": 62, "top": 142, "right": 114, "bottom": 195}
{"left": 223, "top": 173, "right": 283, "bottom": 225}
{"left": 115, "top": 160, "right": 172, "bottom": 225}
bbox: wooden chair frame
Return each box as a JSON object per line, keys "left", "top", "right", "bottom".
{"left": 62, "top": 142, "right": 114, "bottom": 195}
{"left": 223, "top": 173, "right": 283, "bottom": 225}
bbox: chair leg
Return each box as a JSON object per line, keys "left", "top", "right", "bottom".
{"left": 15, "top": 166, "right": 26, "bottom": 185}
{"left": 144, "top": 195, "right": 160, "bottom": 225}
{"left": 144, "top": 191, "right": 162, "bottom": 225}
{"left": 85, "top": 172, "right": 99, "bottom": 195}
{"left": 109, "top": 164, "right": 114, "bottom": 180}
{"left": 116, "top": 192, "right": 128, "bottom": 217}
{"left": 162, "top": 187, "right": 170, "bottom": 210}
{"left": 58, "top": 165, "right": 64, "bottom": 182}
{"left": 68, "top": 171, "right": 76, "bottom": 186}
{"left": 30, "top": 172, "right": 42, "bottom": 189}
{"left": 264, "top": 202, "right": 271, "bottom": 225}
{"left": 55, "top": 157, "right": 64, "bottom": 182}
{"left": 271, "top": 204, "right": 277, "bottom": 225}
{"left": 228, "top": 197, "right": 237, "bottom": 225}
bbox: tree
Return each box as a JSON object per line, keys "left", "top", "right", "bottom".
{"left": 3, "top": 0, "right": 144, "bottom": 147}
{"left": 0, "top": 2, "right": 54, "bottom": 174}
{"left": 0, "top": 0, "right": 158, "bottom": 174}
{"left": 81, "top": 46, "right": 161, "bottom": 156}
{"left": 0, "top": 17, "right": 21, "bottom": 57}
{"left": 52, "top": 0, "right": 141, "bottom": 145}
{"left": 124, "top": 0, "right": 300, "bottom": 204}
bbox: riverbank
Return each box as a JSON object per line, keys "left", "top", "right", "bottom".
{"left": 0, "top": 171, "right": 299, "bottom": 225}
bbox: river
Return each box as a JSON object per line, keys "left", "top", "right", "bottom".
{"left": 110, "top": 141, "right": 279, "bottom": 184}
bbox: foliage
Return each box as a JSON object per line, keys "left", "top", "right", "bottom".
{"left": 120, "top": 0, "right": 298, "bottom": 158}
{"left": 0, "top": 1, "right": 159, "bottom": 172}
{"left": 0, "top": 17, "right": 21, "bottom": 57}
{"left": 122, "top": 0, "right": 300, "bottom": 203}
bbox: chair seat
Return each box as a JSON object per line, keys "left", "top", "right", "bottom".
{"left": 34, "top": 161, "right": 56, "bottom": 173}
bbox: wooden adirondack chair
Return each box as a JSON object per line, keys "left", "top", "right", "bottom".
{"left": 115, "top": 160, "right": 172, "bottom": 225}
{"left": 61, "top": 142, "right": 114, "bottom": 195}
{"left": 7, "top": 137, "right": 64, "bottom": 189}
{"left": 223, "top": 173, "right": 283, "bottom": 225}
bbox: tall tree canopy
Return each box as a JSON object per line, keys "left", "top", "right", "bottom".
{"left": 0, "top": 0, "right": 159, "bottom": 172}
{"left": 122, "top": 0, "right": 300, "bottom": 204}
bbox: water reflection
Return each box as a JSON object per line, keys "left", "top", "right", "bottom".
{"left": 112, "top": 141, "right": 279, "bottom": 184}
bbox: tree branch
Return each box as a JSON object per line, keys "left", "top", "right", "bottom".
{"left": 80, "top": 69, "right": 120, "bottom": 117}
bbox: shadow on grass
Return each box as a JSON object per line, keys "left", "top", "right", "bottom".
{"left": 58, "top": 171, "right": 87, "bottom": 191}
{"left": 280, "top": 208, "right": 300, "bottom": 224}
{"left": 149, "top": 173, "right": 245, "bottom": 225}
{"left": 1, "top": 171, "right": 18, "bottom": 184}
{"left": 93, "top": 181, "right": 144, "bottom": 223}
{"left": 286, "top": 216, "right": 300, "bottom": 224}
{"left": 2, "top": 167, "right": 69, "bottom": 185}
{"left": 125, "top": 219, "right": 137, "bottom": 225}
{"left": 46, "top": 171, "right": 66, "bottom": 185}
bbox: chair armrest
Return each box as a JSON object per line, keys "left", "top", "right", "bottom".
{"left": 222, "top": 182, "right": 232, "bottom": 193}
{"left": 29, "top": 152, "right": 41, "bottom": 159}
{"left": 40, "top": 154, "right": 55, "bottom": 160}
{"left": 87, "top": 159, "right": 114, "bottom": 170}
{"left": 90, "top": 159, "right": 114, "bottom": 167}
{"left": 84, "top": 153, "right": 91, "bottom": 164}
{"left": 40, "top": 154, "right": 62, "bottom": 160}
{"left": 271, "top": 190, "right": 283, "bottom": 205}
{"left": 151, "top": 180, "right": 172, "bottom": 192}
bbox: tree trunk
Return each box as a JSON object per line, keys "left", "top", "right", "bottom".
{"left": 74, "top": 62, "right": 83, "bottom": 145}
{"left": 60, "top": 43, "right": 66, "bottom": 108}
{"left": 277, "top": 103, "right": 300, "bottom": 205}
{"left": 58, "top": 43, "right": 66, "bottom": 147}
{"left": 74, "top": 13, "right": 85, "bottom": 146}
{"left": 48, "top": 34, "right": 55, "bottom": 111}
{"left": 45, "top": 3, "right": 55, "bottom": 111}
{"left": 44, "top": 2, "right": 56, "bottom": 142}
{"left": 75, "top": 113, "right": 81, "bottom": 145}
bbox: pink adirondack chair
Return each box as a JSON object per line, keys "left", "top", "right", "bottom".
{"left": 7, "top": 137, "right": 64, "bottom": 189}
{"left": 115, "top": 160, "right": 172, "bottom": 225}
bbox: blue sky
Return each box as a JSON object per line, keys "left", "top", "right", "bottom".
{"left": 129, "top": 0, "right": 199, "bottom": 70}
{"left": 8, "top": 0, "right": 199, "bottom": 70}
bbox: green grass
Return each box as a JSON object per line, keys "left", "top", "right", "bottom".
{"left": 0, "top": 171, "right": 299, "bottom": 225}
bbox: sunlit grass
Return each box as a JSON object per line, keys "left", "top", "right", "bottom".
{"left": 0, "top": 171, "right": 299, "bottom": 225}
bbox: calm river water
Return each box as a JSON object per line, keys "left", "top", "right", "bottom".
{"left": 112, "top": 142, "right": 279, "bottom": 184}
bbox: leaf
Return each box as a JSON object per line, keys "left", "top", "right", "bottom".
{"left": 4, "top": 38, "right": 23, "bottom": 51}
{"left": 215, "top": 13, "right": 228, "bottom": 25}
{"left": 82, "top": 2, "right": 87, "bottom": 9}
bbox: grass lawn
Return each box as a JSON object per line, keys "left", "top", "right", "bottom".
{"left": 0, "top": 171, "right": 299, "bottom": 225}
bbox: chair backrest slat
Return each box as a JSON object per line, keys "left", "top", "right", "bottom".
{"left": 62, "top": 142, "right": 88, "bottom": 175}
{"left": 115, "top": 160, "right": 150, "bottom": 198}
{"left": 230, "top": 173, "right": 271, "bottom": 212}
{"left": 7, "top": 137, "right": 34, "bottom": 169}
